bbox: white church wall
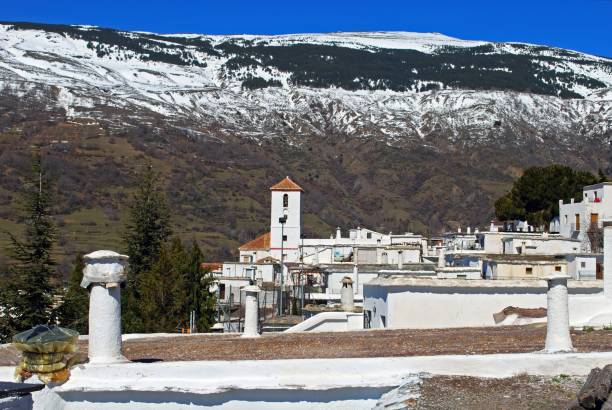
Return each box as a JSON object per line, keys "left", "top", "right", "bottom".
{"left": 270, "top": 189, "right": 301, "bottom": 263}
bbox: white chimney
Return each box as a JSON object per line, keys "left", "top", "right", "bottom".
{"left": 438, "top": 248, "right": 446, "bottom": 269}
{"left": 82, "top": 250, "right": 129, "bottom": 364}
{"left": 543, "top": 274, "right": 573, "bottom": 353}
{"left": 242, "top": 285, "right": 261, "bottom": 338}
{"left": 340, "top": 277, "right": 354, "bottom": 312}
{"left": 605, "top": 226, "right": 612, "bottom": 298}
{"left": 467, "top": 227, "right": 471, "bottom": 234}
{"left": 336, "top": 227, "right": 342, "bottom": 239}
{"left": 353, "top": 264, "right": 359, "bottom": 295}
{"left": 490, "top": 221, "right": 497, "bottom": 232}
{"left": 458, "top": 227, "right": 462, "bottom": 233}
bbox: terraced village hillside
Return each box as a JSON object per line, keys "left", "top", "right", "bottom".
{"left": 0, "top": 22, "right": 610, "bottom": 269}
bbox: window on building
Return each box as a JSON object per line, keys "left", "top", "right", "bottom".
{"left": 381, "top": 315, "right": 387, "bottom": 328}
{"left": 555, "top": 266, "right": 562, "bottom": 272}
{"left": 242, "top": 255, "right": 252, "bottom": 263}
{"left": 367, "top": 232, "right": 372, "bottom": 239}
{"left": 581, "top": 262, "right": 586, "bottom": 268}
{"left": 219, "top": 284, "right": 225, "bottom": 299}
{"left": 283, "top": 193, "right": 288, "bottom": 208}
{"left": 526, "top": 267, "right": 533, "bottom": 275}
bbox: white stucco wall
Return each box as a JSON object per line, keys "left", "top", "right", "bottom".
{"left": 220, "top": 263, "right": 276, "bottom": 283}
{"left": 326, "top": 272, "right": 377, "bottom": 295}
{"left": 4, "top": 352, "right": 612, "bottom": 409}
{"left": 363, "top": 281, "right": 608, "bottom": 329}
{"left": 270, "top": 190, "right": 301, "bottom": 262}
{"left": 486, "top": 261, "right": 567, "bottom": 280}
{"left": 285, "top": 312, "right": 364, "bottom": 332}
{"left": 503, "top": 238, "right": 580, "bottom": 255}
{"left": 566, "top": 255, "right": 598, "bottom": 280}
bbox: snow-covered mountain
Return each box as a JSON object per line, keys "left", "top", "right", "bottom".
{"left": 0, "top": 22, "right": 610, "bottom": 147}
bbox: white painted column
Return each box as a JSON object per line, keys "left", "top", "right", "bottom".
{"left": 82, "top": 250, "right": 129, "bottom": 364}
{"left": 242, "top": 285, "right": 261, "bottom": 338}
{"left": 543, "top": 275, "right": 574, "bottom": 353}
{"left": 438, "top": 248, "right": 446, "bottom": 269}
{"left": 604, "top": 226, "right": 612, "bottom": 298}
{"left": 353, "top": 264, "right": 359, "bottom": 295}
{"left": 398, "top": 251, "right": 403, "bottom": 270}
{"left": 341, "top": 277, "right": 354, "bottom": 312}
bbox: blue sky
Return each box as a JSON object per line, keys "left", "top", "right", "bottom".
{"left": 2, "top": 0, "right": 611, "bottom": 57}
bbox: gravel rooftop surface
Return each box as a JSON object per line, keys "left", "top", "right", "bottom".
{"left": 1, "top": 325, "right": 612, "bottom": 365}
{"left": 416, "top": 374, "right": 584, "bottom": 410}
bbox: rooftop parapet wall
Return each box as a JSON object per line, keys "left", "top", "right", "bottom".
{"left": 5, "top": 352, "right": 612, "bottom": 409}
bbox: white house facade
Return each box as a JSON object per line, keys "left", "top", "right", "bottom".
{"left": 558, "top": 182, "right": 612, "bottom": 250}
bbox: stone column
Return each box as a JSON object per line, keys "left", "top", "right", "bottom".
{"left": 543, "top": 275, "right": 574, "bottom": 353}
{"left": 340, "top": 277, "right": 354, "bottom": 312}
{"left": 604, "top": 226, "right": 612, "bottom": 298}
{"left": 242, "top": 285, "right": 261, "bottom": 338}
{"left": 81, "top": 250, "right": 129, "bottom": 364}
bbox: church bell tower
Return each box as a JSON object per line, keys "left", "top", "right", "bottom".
{"left": 269, "top": 176, "right": 302, "bottom": 263}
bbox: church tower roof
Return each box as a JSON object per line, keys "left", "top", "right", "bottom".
{"left": 270, "top": 176, "right": 303, "bottom": 192}
{"left": 239, "top": 232, "right": 271, "bottom": 251}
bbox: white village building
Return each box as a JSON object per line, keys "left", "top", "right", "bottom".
{"left": 220, "top": 177, "right": 429, "bottom": 298}
{"left": 555, "top": 182, "right": 612, "bottom": 251}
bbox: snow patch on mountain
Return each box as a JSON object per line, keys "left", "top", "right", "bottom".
{"left": 0, "top": 23, "right": 610, "bottom": 146}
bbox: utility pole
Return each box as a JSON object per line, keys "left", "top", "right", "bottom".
{"left": 278, "top": 214, "right": 287, "bottom": 316}
{"left": 300, "top": 233, "right": 305, "bottom": 316}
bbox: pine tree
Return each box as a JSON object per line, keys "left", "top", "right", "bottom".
{"left": 136, "top": 239, "right": 216, "bottom": 333}
{"left": 184, "top": 241, "right": 216, "bottom": 332}
{"left": 138, "top": 244, "right": 182, "bottom": 332}
{"left": 123, "top": 163, "right": 172, "bottom": 282}
{"left": 56, "top": 254, "right": 89, "bottom": 334}
{"left": 122, "top": 163, "right": 172, "bottom": 332}
{"left": 0, "top": 156, "right": 56, "bottom": 341}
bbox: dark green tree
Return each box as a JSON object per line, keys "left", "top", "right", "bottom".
{"left": 495, "top": 164, "right": 599, "bottom": 228}
{"left": 123, "top": 164, "right": 172, "bottom": 282}
{"left": 137, "top": 242, "right": 185, "bottom": 332}
{"left": 56, "top": 254, "right": 89, "bottom": 334}
{"left": 136, "top": 239, "right": 216, "bottom": 333}
{"left": 122, "top": 163, "right": 172, "bottom": 332}
{"left": 0, "top": 156, "right": 56, "bottom": 341}
{"left": 184, "top": 241, "right": 216, "bottom": 332}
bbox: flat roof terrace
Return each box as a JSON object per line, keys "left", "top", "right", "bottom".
{"left": 2, "top": 326, "right": 612, "bottom": 365}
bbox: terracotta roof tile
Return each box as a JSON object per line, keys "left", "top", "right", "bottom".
{"left": 239, "top": 232, "right": 271, "bottom": 251}
{"left": 270, "top": 176, "right": 303, "bottom": 191}
{"left": 201, "top": 262, "right": 223, "bottom": 271}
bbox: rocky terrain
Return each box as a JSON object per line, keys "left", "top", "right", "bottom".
{"left": 0, "top": 22, "right": 610, "bottom": 266}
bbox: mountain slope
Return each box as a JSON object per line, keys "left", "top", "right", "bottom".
{"left": 0, "top": 22, "right": 610, "bottom": 268}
